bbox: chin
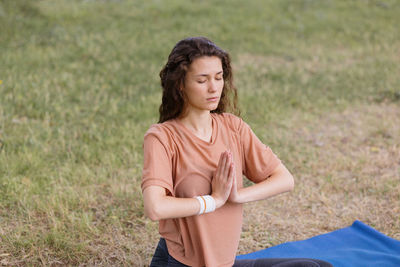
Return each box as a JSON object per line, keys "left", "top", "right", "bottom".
{"left": 209, "top": 105, "right": 219, "bottom": 111}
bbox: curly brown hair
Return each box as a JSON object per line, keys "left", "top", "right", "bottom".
{"left": 158, "top": 37, "right": 240, "bottom": 123}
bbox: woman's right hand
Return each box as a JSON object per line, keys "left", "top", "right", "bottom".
{"left": 211, "top": 150, "right": 235, "bottom": 209}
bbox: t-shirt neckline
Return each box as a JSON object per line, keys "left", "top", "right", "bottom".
{"left": 174, "top": 113, "right": 218, "bottom": 145}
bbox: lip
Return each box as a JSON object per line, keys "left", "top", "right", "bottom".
{"left": 207, "top": 97, "right": 219, "bottom": 101}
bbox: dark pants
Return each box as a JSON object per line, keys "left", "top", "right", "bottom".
{"left": 150, "top": 238, "right": 333, "bottom": 267}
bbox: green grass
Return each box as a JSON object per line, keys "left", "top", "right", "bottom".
{"left": 1, "top": 0, "right": 400, "bottom": 265}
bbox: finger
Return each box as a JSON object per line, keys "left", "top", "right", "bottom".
{"left": 227, "top": 163, "right": 235, "bottom": 188}
{"left": 215, "top": 152, "right": 225, "bottom": 178}
{"left": 220, "top": 152, "right": 228, "bottom": 178}
{"left": 217, "top": 151, "right": 224, "bottom": 166}
{"left": 229, "top": 150, "right": 234, "bottom": 161}
{"left": 228, "top": 151, "right": 233, "bottom": 165}
{"left": 223, "top": 152, "right": 233, "bottom": 177}
{"left": 231, "top": 165, "right": 236, "bottom": 188}
{"left": 228, "top": 163, "right": 235, "bottom": 182}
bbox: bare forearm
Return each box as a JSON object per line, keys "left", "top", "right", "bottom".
{"left": 147, "top": 195, "right": 200, "bottom": 221}
{"left": 235, "top": 164, "right": 294, "bottom": 204}
{"left": 143, "top": 186, "right": 225, "bottom": 221}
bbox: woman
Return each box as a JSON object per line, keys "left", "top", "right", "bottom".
{"left": 141, "top": 37, "right": 332, "bottom": 267}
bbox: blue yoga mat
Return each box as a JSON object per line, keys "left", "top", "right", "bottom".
{"left": 236, "top": 220, "right": 400, "bottom": 267}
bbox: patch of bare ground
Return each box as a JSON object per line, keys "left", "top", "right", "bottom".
{"left": 238, "top": 102, "right": 400, "bottom": 255}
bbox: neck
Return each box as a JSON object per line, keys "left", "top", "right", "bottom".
{"left": 178, "top": 109, "right": 212, "bottom": 132}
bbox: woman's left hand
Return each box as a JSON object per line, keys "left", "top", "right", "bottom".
{"left": 228, "top": 167, "right": 241, "bottom": 203}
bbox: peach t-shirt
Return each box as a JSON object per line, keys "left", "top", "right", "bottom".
{"left": 141, "top": 112, "right": 281, "bottom": 267}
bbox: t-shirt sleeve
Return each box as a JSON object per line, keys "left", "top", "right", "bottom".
{"left": 238, "top": 119, "right": 281, "bottom": 183}
{"left": 141, "top": 126, "right": 174, "bottom": 196}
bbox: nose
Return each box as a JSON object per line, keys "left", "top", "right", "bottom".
{"left": 208, "top": 80, "right": 218, "bottom": 93}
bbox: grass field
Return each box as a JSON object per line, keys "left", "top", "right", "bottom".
{"left": 0, "top": 0, "right": 399, "bottom": 265}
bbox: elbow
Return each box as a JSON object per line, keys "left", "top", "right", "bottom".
{"left": 146, "top": 212, "right": 160, "bottom": 222}
{"left": 288, "top": 173, "right": 294, "bottom": 191}
{"left": 282, "top": 165, "right": 294, "bottom": 192}
{"left": 274, "top": 163, "right": 294, "bottom": 192}
{"left": 143, "top": 186, "right": 167, "bottom": 222}
{"left": 144, "top": 204, "right": 161, "bottom": 222}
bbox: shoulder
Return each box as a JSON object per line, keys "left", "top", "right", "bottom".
{"left": 145, "top": 123, "right": 167, "bottom": 138}
{"left": 143, "top": 121, "right": 177, "bottom": 150}
{"left": 144, "top": 119, "right": 176, "bottom": 137}
{"left": 213, "top": 112, "right": 244, "bottom": 132}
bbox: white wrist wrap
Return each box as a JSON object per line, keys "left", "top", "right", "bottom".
{"left": 195, "top": 195, "right": 216, "bottom": 215}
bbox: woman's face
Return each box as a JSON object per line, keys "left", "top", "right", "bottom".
{"left": 181, "top": 56, "right": 224, "bottom": 114}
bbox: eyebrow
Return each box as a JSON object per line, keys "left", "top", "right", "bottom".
{"left": 195, "top": 71, "right": 223, "bottom": 77}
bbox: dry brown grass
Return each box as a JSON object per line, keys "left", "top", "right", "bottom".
{"left": 238, "top": 101, "right": 400, "bottom": 255}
